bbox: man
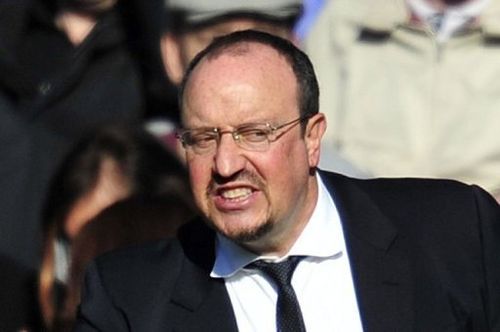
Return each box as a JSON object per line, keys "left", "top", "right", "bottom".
{"left": 75, "top": 31, "right": 500, "bottom": 331}
{"left": 304, "top": 0, "right": 500, "bottom": 200}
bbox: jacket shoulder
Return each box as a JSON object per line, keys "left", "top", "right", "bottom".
{"left": 319, "top": 170, "right": 499, "bottom": 231}
{"left": 320, "top": 170, "right": 492, "bottom": 201}
{"left": 91, "top": 239, "right": 184, "bottom": 309}
{"left": 88, "top": 219, "right": 216, "bottom": 309}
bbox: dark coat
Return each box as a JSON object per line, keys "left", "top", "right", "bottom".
{"left": 0, "top": 254, "right": 41, "bottom": 332}
{"left": 0, "top": 0, "right": 143, "bottom": 269}
{"left": 74, "top": 171, "right": 500, "bottom": 331}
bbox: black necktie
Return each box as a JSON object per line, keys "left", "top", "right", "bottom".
{"left": 249, "top": 256, "right": 306, "bottom": 332}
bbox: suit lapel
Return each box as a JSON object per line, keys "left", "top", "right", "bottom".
{"left": 168, "top": 257, "right": 237, "bottom": 332}
{"left": 321, "top": 172, "right": 462, "bottom": 331}
{"left": 163, "top": 220, "right": 238, "bottom": 332}
{"left": 323, "top": 173, "right": 414, "bottom": 331}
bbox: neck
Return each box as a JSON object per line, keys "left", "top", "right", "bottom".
{"left": 242, "top": 174, "right": 319, "bottom": 257}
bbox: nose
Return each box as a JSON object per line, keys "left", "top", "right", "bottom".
{"left": 213, "top": 132, "right": 246, "bottom": 178}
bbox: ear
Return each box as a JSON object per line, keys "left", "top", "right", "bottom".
{"left": 304, "top": 113, "right": 327, "bottom": 167}
{"left": 160, "top": 33, "right": 185, "bottom": 85}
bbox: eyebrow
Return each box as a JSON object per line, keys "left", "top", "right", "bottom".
{"left": 182, "top": 121, "right": 274, "bottom": 131}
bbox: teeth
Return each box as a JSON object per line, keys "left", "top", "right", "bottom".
{"left": 221, "top": 188, "right": 252, "bottom": 200}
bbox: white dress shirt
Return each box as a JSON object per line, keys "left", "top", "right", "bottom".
{"left": 211, "top": 174, "right": 364, "bottom": 332}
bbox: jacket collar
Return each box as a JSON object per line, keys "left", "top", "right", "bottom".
{"left": 320, "top": 171, "right": 411, "bottom": 330}
{"left": 168, "top": 220, "right": 238, "bottom": 332}
{"left": 357, "top": 0, "right": 500, "bottom": 37}
{"left": 320, "top": 171, "right": 460, "bottom": 331}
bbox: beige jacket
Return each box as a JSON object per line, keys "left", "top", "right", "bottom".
{"left": 305, "top": 0, "right": 500, "bottom": 195}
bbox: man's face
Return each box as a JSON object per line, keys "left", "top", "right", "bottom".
{"left": 181, "top": 43, "right": 323, "bottom": 254}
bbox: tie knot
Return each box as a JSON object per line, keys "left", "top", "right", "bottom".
{"left": 249, "top": 256, "right": 303, "bottom": 287}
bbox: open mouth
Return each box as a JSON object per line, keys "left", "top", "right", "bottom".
{"left": 219, "top": 187, "right": 253, "bottom": 201}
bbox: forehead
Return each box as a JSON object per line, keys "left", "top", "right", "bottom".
{"left": 182, "top": 42, "right": 298, "bottom": 125}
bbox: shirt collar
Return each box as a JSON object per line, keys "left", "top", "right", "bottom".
{"left": 211, "top": 173, "right": 344, "bottom": 278}
{"left": 358, "top": 0, "right": 500, "bottom": 37}
{"left": 407, "top": 0, "right": 490, "bottom": 42}
{"left": 407, "top": 0, "right": 490, "bottom": 18}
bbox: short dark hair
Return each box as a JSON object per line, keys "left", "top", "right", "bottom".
{"left": 178, "top": 29, "right": 319, "bottom": 125}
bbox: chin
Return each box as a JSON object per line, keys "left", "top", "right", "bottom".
{"left": 219, "top": 218, "right": 275, "bottom": 244}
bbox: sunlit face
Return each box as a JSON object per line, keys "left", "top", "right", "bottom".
{"left": 182, "top": 43, "right": 323, "bottom": 255}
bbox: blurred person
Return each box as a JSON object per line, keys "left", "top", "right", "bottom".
{"left": 56, "top": 195, "right": 196, "bottom": 331}
{"left": 115, "top": 0, "right": 180, "bottom": 122}
{"left": 0, "top": 80, "right": 61, "bottom": 332}
{"left": 304, "top": 0, "right": 500, "bottom": 201}
{"left": 76, "top": 30, "right": 500, "bottom": 331}
{"left": 0, "top": 0, "right": 143, "bottom": 271}
{"left": 38, "top": 124, "right": 191, "bottom": 330}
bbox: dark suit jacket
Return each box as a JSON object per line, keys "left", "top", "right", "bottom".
{"left": 75, "top": 171, "right": 500, "bottom": 331}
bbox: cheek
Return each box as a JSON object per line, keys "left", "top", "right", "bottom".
{"left": 187, "top": 159, "right": 212, "bottom": 201}
{"left": 265, "top": 141, "right": 308, "bottom": 195}
{"left": 268, "top": 139, "right": 304, "bottom": 172}
{"left": 255, "top": 144, "right": 293, "bottom": 193}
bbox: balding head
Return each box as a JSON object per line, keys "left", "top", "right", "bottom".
{"left": 179, "top": 30, "right": 319, "bottom": 127}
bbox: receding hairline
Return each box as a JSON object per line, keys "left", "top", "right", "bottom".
{"left": 207, "top": 39, "right": 290, "bottom": 61}
{"left": 181, "top": 41, "right": 297, "bottom": 117}
{"left": 179, "top": 29, "right": 319, "bottom": 127}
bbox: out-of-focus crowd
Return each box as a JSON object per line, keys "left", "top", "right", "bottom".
{"left": 1, "top": 0, "right": 499, "bottom": 330}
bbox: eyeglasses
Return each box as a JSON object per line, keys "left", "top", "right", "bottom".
{"left": 177, "top": 115, "right": 311, "bottom": 155}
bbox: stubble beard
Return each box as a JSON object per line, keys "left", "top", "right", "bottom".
{"left": 204, "top": 170, "right": 275, "bottom": 243}
{"left": 227, "top": 217, "right": 275, "bottom": 244}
